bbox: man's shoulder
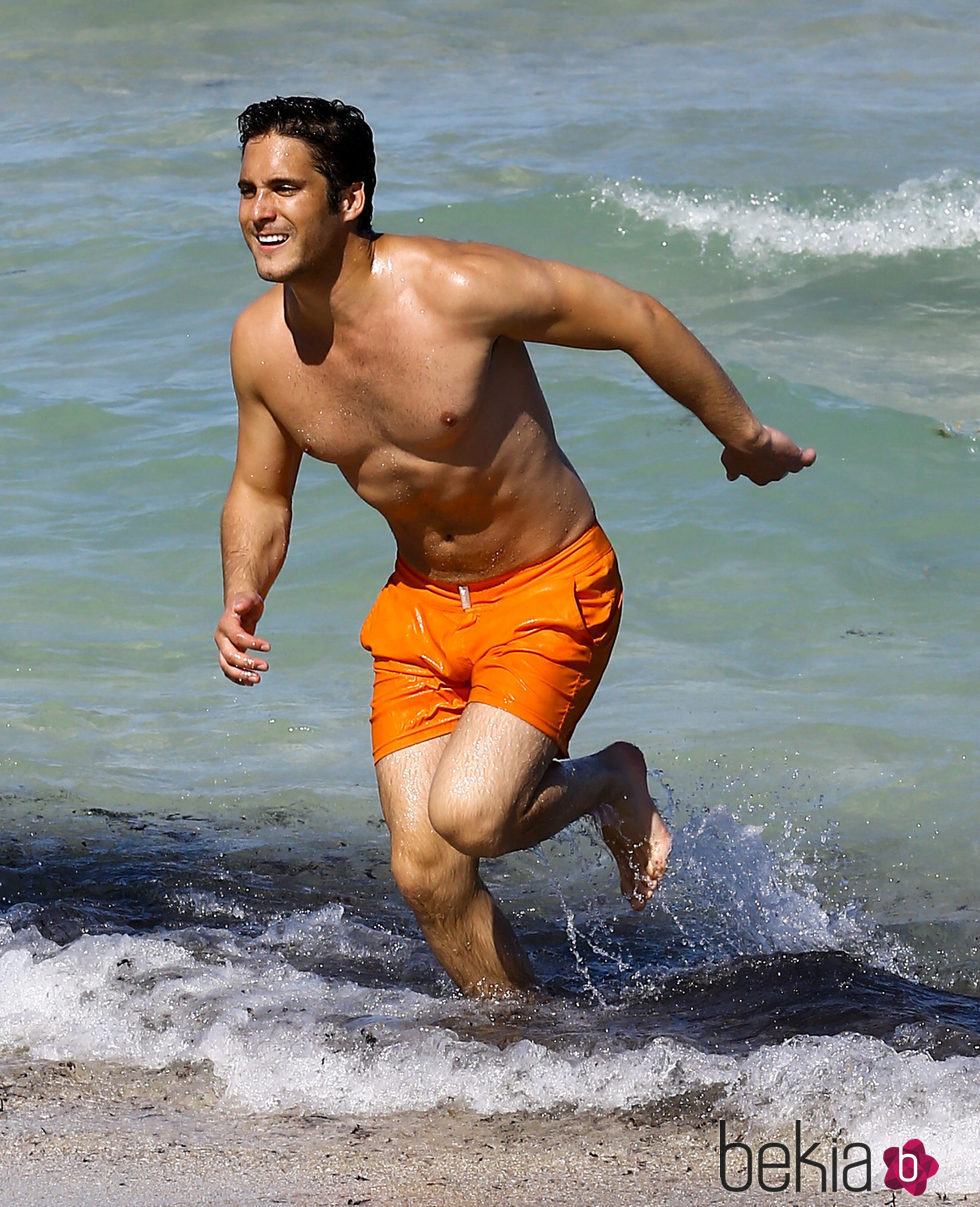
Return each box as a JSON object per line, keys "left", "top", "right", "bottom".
{"left": 230, "top": 288, "right": 285, "bottom": 395}
{"left": 376, "top": 233, "right": 543, "bottom": 320}
{"left": 233, "top": 285, "right": 283, "bottom": 337}
{"left": 378, "top": 232, "right": 530, "bottom": 281}
{"left": 231, "top": 288, "right": 285, "bottom": 369}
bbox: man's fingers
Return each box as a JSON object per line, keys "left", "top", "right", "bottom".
{"left": 215, "top": 624, "right": 269, "bottom": 657}
{"left": 230, "top": 649, "right": 269, "bottom": 673}
{"left": 220, "top": 635, "right": 269, "bottom": 670}
{"left": 218, "top": 645, "right": 266, "bottom": 685}
{"left": 232, "top": 631, "right": 270, "bottom": 654}
{"left": 222, "top": 662, "right": 262, "bottom": 686}
{"left": 214, "top": 620, "right": 271, "bottom": 685}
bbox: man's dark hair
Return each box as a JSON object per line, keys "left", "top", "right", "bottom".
{"left": 237, "top": 96, "right": 376, "bottom": 234}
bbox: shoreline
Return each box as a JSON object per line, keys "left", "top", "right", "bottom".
{"left": 2, "top": 1058, "right": 974, "bottom": 1206}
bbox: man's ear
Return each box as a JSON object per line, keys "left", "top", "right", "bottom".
{"left": 341, "top": 182, "right": 366, "bottom": 222}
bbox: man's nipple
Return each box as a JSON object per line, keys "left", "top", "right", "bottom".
{"left": 441, "top": 412, "right": 458, "bottom": 427}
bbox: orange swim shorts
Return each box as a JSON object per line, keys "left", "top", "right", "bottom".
{"left": 359, "top": 523, "right": 623, "bottom": 763}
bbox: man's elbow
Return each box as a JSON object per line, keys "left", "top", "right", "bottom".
{"left": 617, "top": 291, "right": 670, "bottom": 358}
{"left": 223, "top": 476, "right": 292, "bottom": 527}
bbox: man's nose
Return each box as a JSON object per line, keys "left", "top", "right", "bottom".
{"left": 248, "top": 189, "right": 277, "bottom": 222}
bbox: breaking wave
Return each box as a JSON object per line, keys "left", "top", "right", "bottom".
{"left": 596, "top": 170, "right": 980, "bottom": 260}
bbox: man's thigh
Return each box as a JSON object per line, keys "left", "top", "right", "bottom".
{"left": 377, "top": 704, "right": 559, "bottom": 834}
{"left": 430, "top": 702, "right": 561, "bottom": 820}
{"left": 375, "top": 733, "right": 448, "bottom": 842}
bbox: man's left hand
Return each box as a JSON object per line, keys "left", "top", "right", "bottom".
{"left": 721, "top": 426, "right": 816, "bottom": 486}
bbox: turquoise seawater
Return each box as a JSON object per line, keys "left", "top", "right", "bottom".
{"left": 2, "top": 0, "right": 978, "bottom": 1190}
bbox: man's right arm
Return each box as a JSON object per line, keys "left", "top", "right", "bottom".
{"left": 214, "top": 316, "right": 302, "bottom": 687}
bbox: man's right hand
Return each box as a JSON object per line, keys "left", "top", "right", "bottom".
{"left": 214, "top": 592, "right": 271, "bottom": 686}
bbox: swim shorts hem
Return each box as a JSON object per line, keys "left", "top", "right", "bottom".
{"left": 371, "top": 719, "right": 460, "bottom": 764}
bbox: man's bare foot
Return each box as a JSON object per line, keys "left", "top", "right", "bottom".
{"left": 593, "top": 742, "right": 671, "bottom": 910}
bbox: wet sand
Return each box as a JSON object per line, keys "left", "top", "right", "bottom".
{"left": 1, "top": 1058, "right": 973, "bottom": 1207}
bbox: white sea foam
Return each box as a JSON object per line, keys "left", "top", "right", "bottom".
{"left": 597, "top": 170, "right": 980, "bottom": 260}
{"left": 1, "top": 909, "right": 976, "bottom": 1191}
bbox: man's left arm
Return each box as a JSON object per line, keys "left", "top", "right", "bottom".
{"left": 456, "top": 248, "right": 815, "bottom": 485}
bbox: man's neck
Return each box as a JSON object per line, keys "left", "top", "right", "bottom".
{"left": 283, "top": 228, "right": 378, "bottom": 337}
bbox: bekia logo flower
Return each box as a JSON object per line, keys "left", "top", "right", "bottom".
{"left": 883, "top": 1139, "right": 939, "bottom": 1196}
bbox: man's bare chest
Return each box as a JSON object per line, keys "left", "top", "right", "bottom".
{"left": 260, "top": 331, "right": 495, "bottom": 464}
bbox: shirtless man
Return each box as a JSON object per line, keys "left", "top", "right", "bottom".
{"left": 214, "top": 96, "right": 815, "bottom": 996}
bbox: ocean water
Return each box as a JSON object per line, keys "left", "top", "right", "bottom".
{"left": 2, "top": 0, "right": 979, "bottom": 1193}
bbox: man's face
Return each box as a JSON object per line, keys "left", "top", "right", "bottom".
{"left": 237, "top": 134, "right": 344, "bottom": 283}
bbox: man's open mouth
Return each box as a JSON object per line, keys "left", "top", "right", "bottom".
{"left": 257, "top": 234, "right": 288, "bottom": 246}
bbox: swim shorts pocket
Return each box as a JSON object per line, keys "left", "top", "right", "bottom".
{"left": 360, "top": 577, "right": 440, "bottom": 666}
{"left": 511, "top": 578, "right": 595, "bottom": 649}
{"left": 571, "top": 562, "right": 622, "bottom": 649}
{"left": 359, "top": 580, "right": 394, "bottom": 653}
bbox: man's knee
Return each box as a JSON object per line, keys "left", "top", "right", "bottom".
{"left": 390, "top": 843, "right": 476, "bottom": 920}
{"left": 426, "top": 776, "right": 511, "bottom": 859}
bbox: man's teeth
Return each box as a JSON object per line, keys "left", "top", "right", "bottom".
{"left": 258, "top": 234, "right": 288, "bottom": 245}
